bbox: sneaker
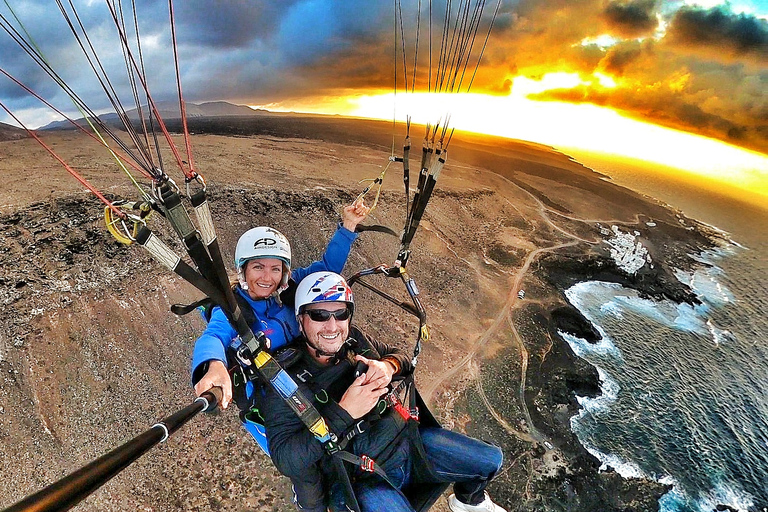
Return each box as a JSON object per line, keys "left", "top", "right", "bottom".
{"left": 447, "top": 492, "right": 507, "bottom": 512}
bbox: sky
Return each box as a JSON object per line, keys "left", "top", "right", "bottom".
{"left": 1, "top": 0, "right": 766, "bottom": 198}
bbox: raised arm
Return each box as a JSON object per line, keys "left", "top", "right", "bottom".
{"left": 292, "top": 199, "right": 369, "bottom": 282}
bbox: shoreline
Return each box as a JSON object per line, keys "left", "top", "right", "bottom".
{"left": 551, "top": 234, "right": 765, "bottom": 512}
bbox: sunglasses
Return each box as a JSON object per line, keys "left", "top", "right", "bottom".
{"left": 304, "top": 308, "right": 352, "bottom": 322}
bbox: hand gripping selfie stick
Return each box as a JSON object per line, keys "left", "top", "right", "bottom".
{"left": 2, "top": 387, "right": 223, "bottom": 512}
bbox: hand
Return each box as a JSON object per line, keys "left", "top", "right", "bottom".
{"left": 338, "top": 373, "right": 388, "bottom": 419}
{"left": 354, "top": 354, "right": 394, "bottom": 388}
{"left": 194, "top": 360, "right": 232, "bottom": 410}
{"left": 341, "top": 198, "right": 370, "bottom": 232}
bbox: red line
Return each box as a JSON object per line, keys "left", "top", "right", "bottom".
{"left": 0, "top": 100, "right": 126, "bottom": 219}
{"left": 169, "top": 0, "right": 196, "bottom": 176}
{"left": 0, "top": 67, "right": 153, "bottom": 181}
{"left": 104, "top": 0, "right": 194, "bottom": 181}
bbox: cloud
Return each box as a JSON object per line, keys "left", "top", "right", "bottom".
{"left": 473, "top": 1, "right": 768, "bottom": 153}
{"left": 666, "top": 6, "right": 768, "bottom": 63}
{"left": 1, "top": 0, "right": 766, "bottom": 155}
{"left": 602, "top": 0, "right": 659, "bottom": 38}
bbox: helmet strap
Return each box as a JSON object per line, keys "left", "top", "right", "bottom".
{"left": 237, "top": 267, "right": 248, "bottom": 291}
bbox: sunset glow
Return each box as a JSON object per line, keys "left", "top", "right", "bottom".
{"left": 254, "top": 74, "right": 768, "bottom": 200}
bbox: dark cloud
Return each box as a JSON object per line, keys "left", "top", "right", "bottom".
{"left": 602, "top": 0, "right": 659, "bottom": 38}
{"left": 600, "top": 42, "right": 645, "bottom": 76}
{"left": 471, "top": 1, "right": 768, "bottom": 153}
{"left": 529, "top": 61, "right": 768, "bottom": 152}
{"left": 174, "top": 1, "right": 286, "bottom": 48}
{"left": 666, "top": 6, "right": 768, "bottom": 63}
{"left": 1, "top": 0, "right": 767, "bottom": 155}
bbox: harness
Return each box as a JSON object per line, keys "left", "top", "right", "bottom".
{"left": 259, "top": 336, "right": 440, "bottom": 512}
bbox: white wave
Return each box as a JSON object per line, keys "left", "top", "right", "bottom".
{"left": 707, "top": 319, "right": 735, "bottom": 346}
{"left": 570, "top": 366, "right": 621, "bottom": 428}
{"left": 675, "top": 264, "right": 734, "bottom": 308}
{"left": 613, "top": 293, "right": 677, "bottom": 325}
{"left": 566, "top": 279, "right": 735, "bottom": 349}
{"left": 672, "top": 302, "right": 709, "bottom": 334}
{"left": 659, "top": 474, "right": 677, "bottom": 486}
{"left": 680, "top": 244, "right": 740, "bottom": 307}
{"left": 565, "top": 281, "right": 624, "bottom": 314}
{"left": 600, "top": 300, "right": 624, "bottom": 319}
{"left": 674, "top": 268, "right": 693, "bottom": 287}
{"left": 692, "top": 481, "right": 756, "bottom": 512}
{"left": 570, "top": 435, "right": 648, "bottom": 480}
{"left": 690, "top": 270, "right": 734, "bottom": 307}
{"left": 559, "top": 330, "right": 624, "bottom": 361}
{"left": 659, "top": 486, "right": 689, "bottom": 512}
{"left": 658, "top": 475, "right": 758, "bottom": 512}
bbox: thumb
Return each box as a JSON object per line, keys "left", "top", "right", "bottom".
{"left": 222, "top": 388, "right": 232, "bottom": 409}
{"left": 354, "top": 354, "right": 371, "bottom": 364}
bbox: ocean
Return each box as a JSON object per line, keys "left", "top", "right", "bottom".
{"left": 556, "top": 153, "right": 768, "bottom": 512}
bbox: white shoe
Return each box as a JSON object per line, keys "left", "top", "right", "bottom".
{"left": 447, "top": 492, "right": 507, "bottom": 512}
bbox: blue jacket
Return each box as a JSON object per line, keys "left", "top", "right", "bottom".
{"left": 190, "top": 225, "right": 358, "bottom": 384}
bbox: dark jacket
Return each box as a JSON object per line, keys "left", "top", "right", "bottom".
{"left": 262, "top": 326, "right": 414, "bottom": 509}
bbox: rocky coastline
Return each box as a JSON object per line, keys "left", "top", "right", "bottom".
{"left": 519, "top": 212, "right": 731, "bottom": 511}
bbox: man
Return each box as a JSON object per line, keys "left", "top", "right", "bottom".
{"left": 262, "top": 271, "right": 507, "bottom": 512}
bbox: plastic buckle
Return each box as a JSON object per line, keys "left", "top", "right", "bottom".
{"left": 235, "top": 343, "right": 253, "bottom": 367}
{"left": 344, "top": 420, "right": 367, "bottom": 443}
{"left": 387, "top": 394, "right": 411, "bottom": 421}
{"left": 325, "top": 440, "right": 340, "bottom": 454}
{"left": 360, "top": 455, "right": 375, "bottom": 473}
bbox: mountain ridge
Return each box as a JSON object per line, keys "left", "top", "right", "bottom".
{"left": 39, "top": 101, "right": 263, "bottom": 130}
{"left": 0, "top": 121, "right": 27, "bottom": 141}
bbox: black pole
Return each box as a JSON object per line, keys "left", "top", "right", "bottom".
{"left": 2, "top": 388, "right": 222, "bottom": 512}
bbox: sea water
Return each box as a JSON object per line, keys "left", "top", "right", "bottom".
{"left": 560, "top": 205, "right": 768, "bottom": 510}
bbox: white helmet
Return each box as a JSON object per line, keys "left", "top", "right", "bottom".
{"left": 295, "top": 272, "right": 354, "bottom": 317}
{"left": 234, "top": 226, "right": 292, "bottom": 291}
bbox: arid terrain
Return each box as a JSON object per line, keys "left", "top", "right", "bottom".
{"left": 0, "top": 114, "right": 724, "bottom": 511}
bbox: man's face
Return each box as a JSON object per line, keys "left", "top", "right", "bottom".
{"left": 300, "top": 302, "right": 351, "bottom": 356}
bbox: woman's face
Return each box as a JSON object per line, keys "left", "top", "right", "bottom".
{"left": 243, "top": 258, "right": 283, "bottom": 299}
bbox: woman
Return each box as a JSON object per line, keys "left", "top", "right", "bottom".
{"left": 191, "top": 199, "right": 369, "bottom": 411}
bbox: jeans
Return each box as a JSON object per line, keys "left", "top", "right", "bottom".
{"left": 351, "top": 427, "right": 504, "bottom": 512}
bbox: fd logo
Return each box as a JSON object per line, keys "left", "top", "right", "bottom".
{"left": 253, "top": 237, "right": 276, "bottom": 247}
{"left": 290, "top": 395, "right": 307, "bottom": 413}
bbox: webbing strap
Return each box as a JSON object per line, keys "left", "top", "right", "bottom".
{"left": 243, "top": 347, "right": 338, "bottom": 449}
{"left": 188, "top": 189, "right": 234, "bottom": 303}
{"left": 332, "top": 450, "right": 398, "bottom": 488}
{"left": 331, "top": 455, "right": 362, "bottom": 512}
{"left": 156, "top": 183, "right": 222, "bottom": 290}
{"left": 135, "top": 226, "right": 230, "bottom": 311}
